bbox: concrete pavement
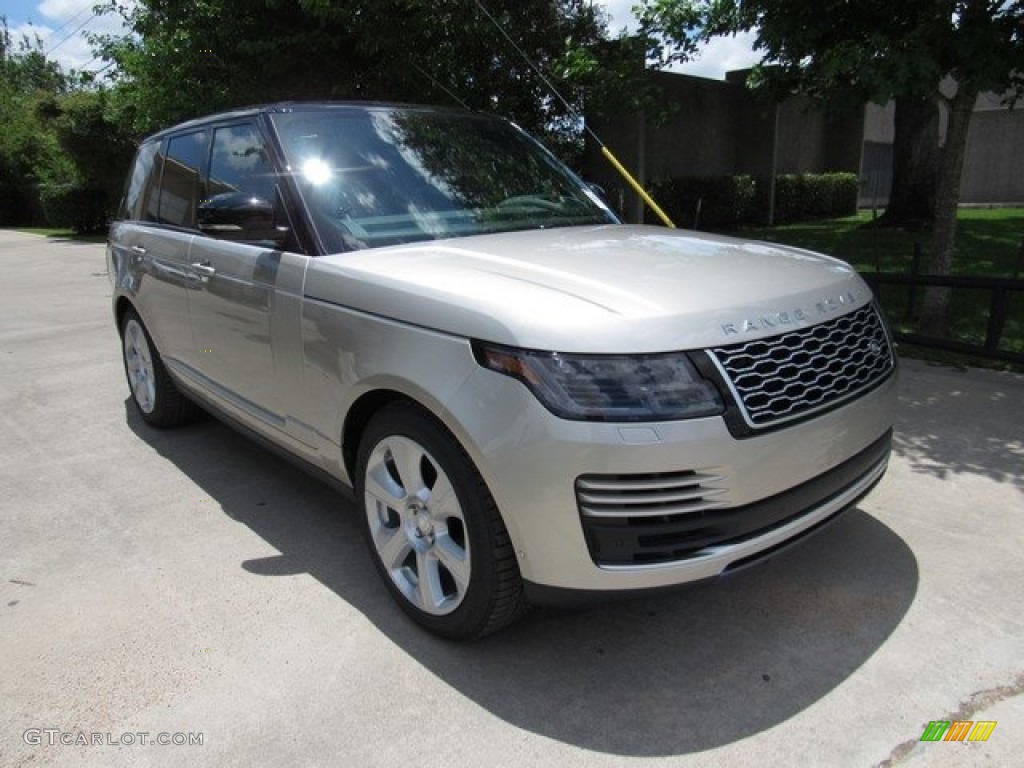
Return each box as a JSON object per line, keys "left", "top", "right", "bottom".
{"left": 1, "top": 229, "right": 1021, "bottom": 767}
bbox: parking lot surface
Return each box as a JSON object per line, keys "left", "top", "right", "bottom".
{"left": 1, "top": 229, "right": 1022, "bottom": 767}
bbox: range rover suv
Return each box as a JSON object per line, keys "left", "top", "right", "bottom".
{"left": 107, "top": 102, "right": 897, "bottom": 639}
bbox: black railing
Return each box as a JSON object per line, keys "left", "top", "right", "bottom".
{"left": 860, "top": 271, "right": 1024, "bottom": 364}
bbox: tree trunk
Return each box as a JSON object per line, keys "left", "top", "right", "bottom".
{"left": 919, "top": 83, "right": 979, "bottom": 338}
{"left": 878, "top": 96, "right": 939, "bottom": 227}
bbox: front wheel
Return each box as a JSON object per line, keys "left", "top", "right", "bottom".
{"left": 355, "top": 403, "right": 526, "bottom": 639}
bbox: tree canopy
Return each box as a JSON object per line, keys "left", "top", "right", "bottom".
{"left": 639, "top": 1, "right": 1023, "bottom": 102}
{"left": 92, "top": 0, "right": 608, "bottom": 141}
{"left": 0, "top": 20, "right": 75, "bottom": 225}
{"left": 2, "top": 2, "right": 619, "bottom": 230}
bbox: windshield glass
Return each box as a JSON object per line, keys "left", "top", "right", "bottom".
{"left": 270, "top": 108, "right": 616, "bottom": 251}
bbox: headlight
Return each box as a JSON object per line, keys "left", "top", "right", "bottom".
{"left": 473, "top": 342, "right": 724, "bottom": 422}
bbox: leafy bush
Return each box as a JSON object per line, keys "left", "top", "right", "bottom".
{"left": 38, "top": 183, "right": 111, "bottom": 233}
{"left": 0, "top": 181, "right": 46, "bottom": 226}
{"left": 771, "top": 172, "right": 858, "bottom": 223}
{"left": 647, "top": 175, "right": 758, "bottom": 229}
{"left": 646, "top": 172, "right": 859, "bottom": 229}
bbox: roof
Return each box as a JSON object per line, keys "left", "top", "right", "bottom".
{"left": 143, "top": 101, "right": 477, "bottom": 141}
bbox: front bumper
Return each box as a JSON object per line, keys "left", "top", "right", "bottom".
{"left": 580, "top": 429, "right": 890, "bottom": 567}
{"left": 441, "top": 363, "right": 897, "bottom": 595}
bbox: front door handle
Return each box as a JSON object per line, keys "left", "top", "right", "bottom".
{"left": 190, "top": 261, "right": 216, "bottom": 278}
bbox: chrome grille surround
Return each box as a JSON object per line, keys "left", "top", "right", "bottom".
{"left": 707, "top": 303, "right": 894, "bottom": 430}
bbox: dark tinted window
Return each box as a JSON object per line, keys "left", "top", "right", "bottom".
{"left": 198, "top": 123, "right": 295, "bottom": 247}
{"left": 158, "top": 130, "right": 208, "bottom": 227}
{"left": 208, "top": 123, "right": 275, "bottom": 202}
{"left": 119, "top": 141, "right": 160, "bottom": 221}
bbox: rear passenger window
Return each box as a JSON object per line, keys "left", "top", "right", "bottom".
{"left": 119, "top": 141, "right": 159, "bottom": 221}
{"left": 158, "top": 130, "right": 208, "bottom": 227}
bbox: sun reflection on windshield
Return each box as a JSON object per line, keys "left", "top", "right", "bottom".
{"left": 301, "top": 157, "right": 332, "bottom": 186}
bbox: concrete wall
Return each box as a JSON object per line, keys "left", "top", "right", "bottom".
{"left": 586, "top": 72, "right": 768, "bottom": 220}
{"left": 961, "top": 106, "right": 1024, "bottom": 204}
{"left": 646, "top": 72, "right": 759, "bottom": 177}
{"left": 859, "top": 103, "right": 896, "bottom": 207}
{"left": 588, "top": 69, "right": 1024, "bottom": 221}
{"left": 860, "top": 95, "right": 1024, "bottom": 206}
{"left": 863, "top": 102, "right": 896, "bottom": 144}
{"left": 586, "top": 70, "right": 865, "bottom": 222}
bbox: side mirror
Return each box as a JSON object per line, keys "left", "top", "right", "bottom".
{"left": 198, "top": 193, "right": 289, "bottom": 245}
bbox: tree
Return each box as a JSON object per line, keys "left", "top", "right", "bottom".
{"left": 884, "top": 97, "right": 939, "bottom": 228}
{"left": 92, "top": 0, "right": 607, "bottom": 152}
{"left": 0, "top": 19, "right": 75, "bottom": 225}
{"left": 1, "top": 20, "right": 68, "bottom": 94}
{"left": 639, "top": 0, "right": 1024, "bottom": 335}
{"left": 34, "top": 89, "right": 138, "bottom": 231}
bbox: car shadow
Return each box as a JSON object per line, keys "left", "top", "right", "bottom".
{"left": 892, "top": 361, "right": 1024, "bottom": 494}
{"left": 125, "top": 400, "right": 918, "bottom": 757}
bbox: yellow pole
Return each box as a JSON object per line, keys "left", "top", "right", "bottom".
{"left": 600, "top": 145, "right": 675, "bottom": 229}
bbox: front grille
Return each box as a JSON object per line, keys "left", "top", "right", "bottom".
{"left": 708, "top": 303, "right": 893, "bottom": 429}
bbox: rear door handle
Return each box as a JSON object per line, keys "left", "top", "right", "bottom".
{"left": 190, "top": 261, "right": 216, "bottom": 278}
{"left": 131, "top": 245, "right": 147, "bottom": 255}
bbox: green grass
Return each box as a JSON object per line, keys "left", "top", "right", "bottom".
{"left": 730, "top": 208, "right": 1024, "bottom": 370}
{"left": 734, "top": 208, "right": 1024, "bottom": 277}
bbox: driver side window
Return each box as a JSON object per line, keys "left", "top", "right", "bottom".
{"left": 199, "top": 123, "right": 291, "bottom": 247}
{"left": 208, "top": 124, "right": 275, "bottom": 202}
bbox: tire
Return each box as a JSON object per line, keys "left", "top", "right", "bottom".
{"left": 355, "top": 402, "right": 527, "bottom": 639}
{"left": 120, "top": 309, "right": 194, "bottom": 428}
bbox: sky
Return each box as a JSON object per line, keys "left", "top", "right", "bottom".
{"left": 597, "top": 0, "right": 760, "bottom": 79}
{"left": 2, "top": 0, "right": 129, "bottom": 74}
{"left": 2, "top": 0, "right": 760, "bottom": 81}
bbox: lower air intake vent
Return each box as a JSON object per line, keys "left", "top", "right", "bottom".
{"left": 576, "top": 470, "right": 728, "bottom": 565}
{"left": 576, "top": 432, "right": 891, "bottom": 567}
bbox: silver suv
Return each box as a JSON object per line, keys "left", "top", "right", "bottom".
{"left": 108, "top": 102, "right": 897, "bottom": 638}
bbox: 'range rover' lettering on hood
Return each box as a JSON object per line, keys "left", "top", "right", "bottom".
{"left": 720, "top": 290, "right": 864, "bottom": 336}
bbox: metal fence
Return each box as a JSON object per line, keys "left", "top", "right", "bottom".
{"left": 860, "top": 271, "right": 1024, "bottom": 364}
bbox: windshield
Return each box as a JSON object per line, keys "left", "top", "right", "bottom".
{"left": 270, "top": 108, "right": 616, "bottom": 251}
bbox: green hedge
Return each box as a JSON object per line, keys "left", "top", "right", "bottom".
{"left": 646, "top": 172, "right": 859, "bottom": 229}
{"left": 647, "top": 175, "right": 757, "bottom": 229}
{"left": 38, "top": 183, "right": 111, "bottom": 234}
{"left": 0, "top": 181, "right": 47, "bottom": 226}
{"left": 771, "top": 172, "right": 859, "bottom": 224}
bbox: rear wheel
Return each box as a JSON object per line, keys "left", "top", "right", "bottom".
{"left": 121, "top": 309, "right": 194, "bottom": 427}
{"left": 355, "top": 402, "right": 526, "bottom": 639}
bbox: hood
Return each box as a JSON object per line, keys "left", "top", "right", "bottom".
{"left": 305, "top": 225, "right": 872, "bottom": 353}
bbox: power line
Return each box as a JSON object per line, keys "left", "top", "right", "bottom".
{"left": 410, "top": 61, "right": 472, "bottom": 111}
{"left": 471, "top": 0, "right": 676, "bottom": 227}
{"left": 37, "top": 5, "right": 93, "bottom": 47}
{"left": 471, "top": 0, "right": 585, "bottom": 130}
{"left": 45, "top": 11, "right": 98, "bottom": 56}
{"left": 84, "top": 60, "right": 115, "bottom": 77}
